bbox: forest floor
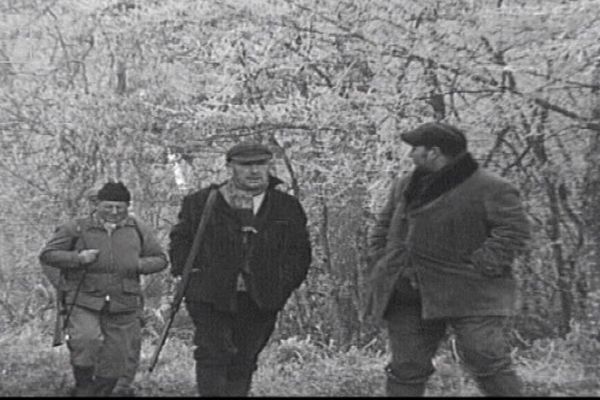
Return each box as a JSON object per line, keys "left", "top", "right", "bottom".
{"left": 1, "top": 318, "right": 599, "bottom": 397}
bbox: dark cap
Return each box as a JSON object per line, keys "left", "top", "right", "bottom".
{"left": 401, "top": 122, "right": 467, "bottom": 156}
{"left": 97, "top": 181, "right": 131, "bottom": 203}
{"left": 226, "top": 142, "right": 273, "bottom": 163}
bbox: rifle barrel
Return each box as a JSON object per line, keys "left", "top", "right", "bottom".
{"left": 147, "top": 188, "right": 218, "bottom": 373}
{"left": 148, "top": 306, "right": 177, "bottom": 372}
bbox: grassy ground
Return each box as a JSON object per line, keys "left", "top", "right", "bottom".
{"left": 1, "top": 319, "right": 599, "bottom": 397}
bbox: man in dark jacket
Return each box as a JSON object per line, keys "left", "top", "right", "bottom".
{"left": 363, "top": 122, "right": 530, "bottom": 396}
{"left": 169, "top": 142, "right": 312, "bottom": 397}
{"left": 40, "top": 181, "right": 168, "bottom": 396}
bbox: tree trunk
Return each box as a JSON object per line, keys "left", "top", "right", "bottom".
{"left": 529, "top": 107, "right": 573, "bottom": 337}
{"left": 582, "top": 57, "right": 600, "bottom": 294}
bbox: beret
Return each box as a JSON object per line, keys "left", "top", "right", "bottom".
{"left": 97, "top": 181, "right": 131, "bottom": 203}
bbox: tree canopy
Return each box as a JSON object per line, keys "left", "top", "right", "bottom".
{"left": 2, "top": 0, "right": 600, "bottom": 342}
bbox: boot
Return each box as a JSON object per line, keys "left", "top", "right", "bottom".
{"left": 225, "top": 377, "right": 252, "bottom": 397}
{"left": 113, "top": 377, "right": 136, "bottom": 397}
{"left": 71, "top": 365, "right": 95, "bottom": 397}
{"left": 196, "top": 364, "right": 228, "bottom": 397}
{"left": 112, "top": 385, "right": 135, "bottom": 397}
{"left": 385, "top": 366, "right": 427, "bottom": 396}
{"left": 476, "top": 370, "right": 523, "bottom": 397}
{"left": 93, "top": 376, "right": 118, "bottom": 397}
{"left": 385, "top": 379, "right": 426, "bottom": 397}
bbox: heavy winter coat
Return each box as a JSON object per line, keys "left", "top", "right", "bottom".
{"left": 39, "top": 215, "right": 168, "bottom": 312}
{"left": 363, "top": 154, "right": 530, "bottom": 321}
{"left": 168, "top": 178, "right": 312, "bottom": 313}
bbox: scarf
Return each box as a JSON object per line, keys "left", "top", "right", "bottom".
{"left": 404, "top": 152, "right": 479, "bottom": 211}
{"left": 219, "top": 178, "right": 269, "bottom": 227}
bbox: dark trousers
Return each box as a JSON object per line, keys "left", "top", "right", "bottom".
{"left": 185, "top": 292, "right": 278, "bottom": 397}
{"left": 384, "top": 278, "right": 523, "bottom": 397}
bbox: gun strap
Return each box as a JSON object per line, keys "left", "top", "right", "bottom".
{"left": 179, "top": 188, "right": 219, "bottom": 289}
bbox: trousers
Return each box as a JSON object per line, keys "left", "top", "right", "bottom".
{"left": 66, "top": 303, "right": 140, "bottom": 379}
{"left": 384, "top": 278, "right": 523, "bottom": 396}
{"left": 185, "top": 292, "right": 278, "bottom": 397}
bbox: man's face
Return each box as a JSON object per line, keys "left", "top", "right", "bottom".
{"left": 96, "top": 200, "right": 129, "bottom": 223}
{"left": 408, "top": 145, "right": 438, "bottom": 172}
{"left": 229, "top": 160, "right": 270, "bottom": 192}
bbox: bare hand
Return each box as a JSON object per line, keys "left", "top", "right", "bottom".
{"left": 78, "top": 249, "right": 100, "bottom": 265}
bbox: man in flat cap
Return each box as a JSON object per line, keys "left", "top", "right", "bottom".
{"left": 169, "top": 141, "right": 312, "bottom": 396}
{"left": 40, "top": 181, "right": 168, "bottom": 396}
{"left": 363, "top": 122, "right": 530, "bottom": 396}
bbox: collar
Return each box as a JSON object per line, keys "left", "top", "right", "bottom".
{"left": 90, "top": 212, "right": 136, "bottom": 229}
{"left": 404, "top": 152, "right": 479, "bottom": 210}
{"left": 253, "top": 191, "right": 266, "bottom": 215}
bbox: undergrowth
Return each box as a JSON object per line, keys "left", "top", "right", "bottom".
{"left": 0, "top": 318, "right": 599, "bottom": 396}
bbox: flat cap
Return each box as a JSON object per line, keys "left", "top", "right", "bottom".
{"left": 401, "top": 122, "right": 467, "bottom": 155}
{"left": 226, "top": 142, "right": 273, "bottom": 163}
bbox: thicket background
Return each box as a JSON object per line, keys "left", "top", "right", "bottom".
{"left": 1, "top": 0, "right": 600, "bottom": 396}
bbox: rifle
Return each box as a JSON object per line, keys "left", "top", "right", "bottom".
{"left": 148, "top": 188, "right": 218, "bottom": 373}
{"left": 56, "top": 220, "right": 92, "bottom": 346}
{"left": 61, "top": 263, "right": 90, "bottom": 342}
{"left": 50, "top": 260, "right": 90, "bottom": 347}
{"left": 52, "top": 289, "right": 66, "bottom": 347}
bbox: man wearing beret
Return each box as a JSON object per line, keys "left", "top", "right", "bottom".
{"left": 363, "top": 122, "right": 530, "bottom": 396}
{"left": 40, "top": 181, "right": 168, "bottom": 396}
{"left": 169, "top": 141, "right": 312, "bottom": 396}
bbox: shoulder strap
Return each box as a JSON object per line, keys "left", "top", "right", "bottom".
{"left": 184, "top": 188, "right": 218, "bottom": 274}
{"left": 70, "top": 219, "right": 84, "bottom": 250}
{"left": 129, "top": 216, "right": 144, "bottom": 249}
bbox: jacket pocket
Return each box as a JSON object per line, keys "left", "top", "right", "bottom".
{"left": 60, "top": 271, "right": 103, "bottom": 295}
{"left": 60, "top": 270, "right": 82, "bottom": 291}
{"left": 122, "top": 278, "right": 141, "bottom": 295}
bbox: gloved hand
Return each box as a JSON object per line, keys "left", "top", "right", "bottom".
{"left": 408, "top": 272, "right": 419, "bottom": 289}
{"left": 471, "top": 250, "right": 507, "bottom": 278}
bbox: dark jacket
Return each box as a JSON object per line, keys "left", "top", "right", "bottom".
{"left": 169, "top": 178, "right": 312, "bottom": 312}
{"left": 363, "top": 154, "right": 530, "bottom": 321}
{"left": 39, "top": 215, "right": 168, "bottom": 312}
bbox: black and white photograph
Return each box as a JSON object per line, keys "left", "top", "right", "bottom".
{"left": 1, "top": 0, "right": 599, "bottom": 396}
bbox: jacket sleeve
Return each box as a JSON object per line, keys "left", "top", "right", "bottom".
{"left": 281, "top": 198, "right": 312, "bottom": 293}
{"left": 367, "top": 178, "right": 404, "bottom": 267}
{"left": 136, "top": 220, "right": 168, "bottom": 275}
{"left": 470, "top": 181, "right": 531, "bottom": 276}
{"left": 39, "top": 221, "right": 82, "bottom": 270}
{"left": 168, "top": 194, "right": 196, "bottom": 277}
